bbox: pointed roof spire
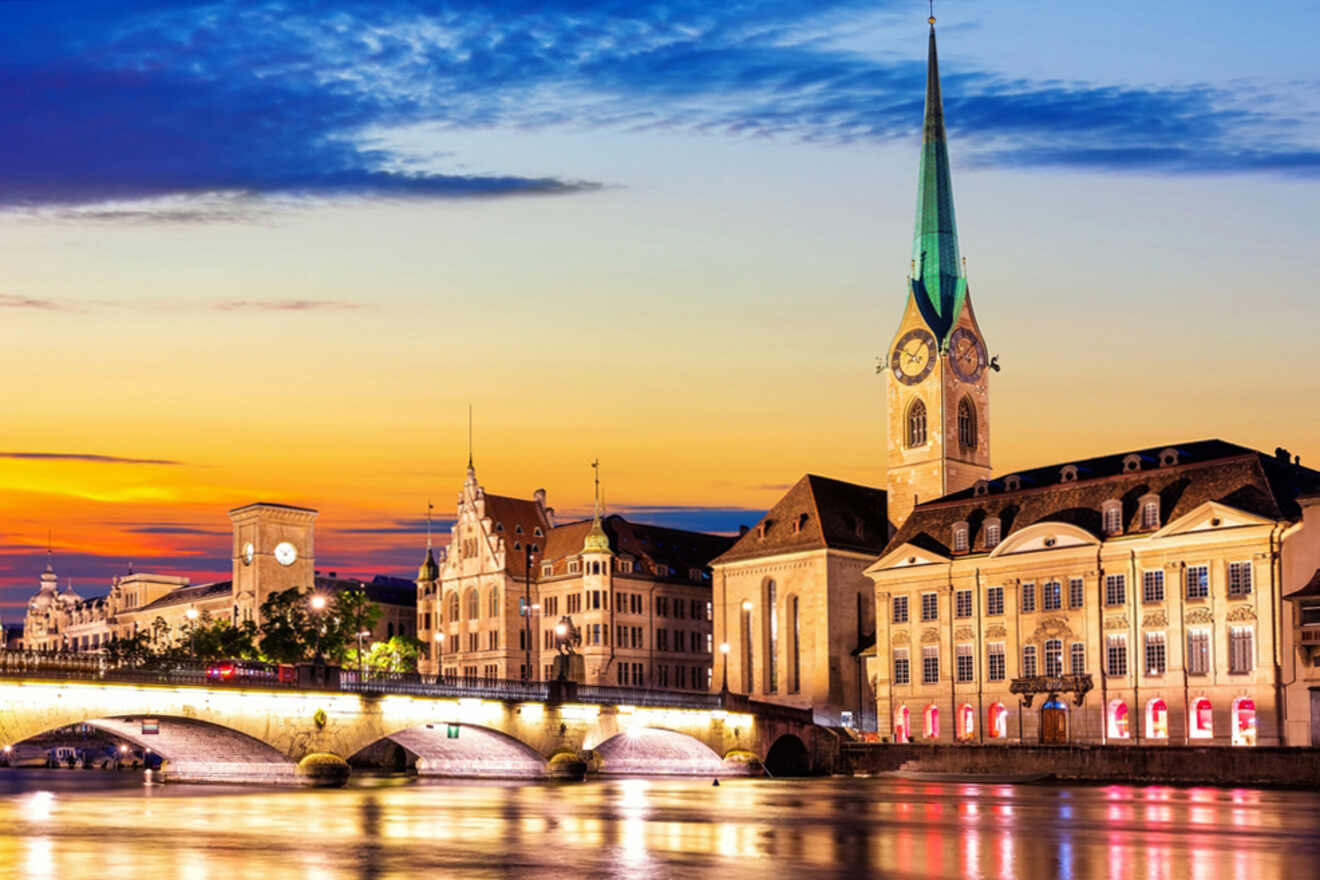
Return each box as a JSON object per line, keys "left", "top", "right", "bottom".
{"left": 418, "top": 500, "right": 440, "bottom": 581}
{"left": 467, "top": 404, "right": 474, "bottom": 471}
{"left": 583, "top": 458, "right": 612, "bottom": 555}
{"left": 909, "top": 12, "right": 967, "bottom": 345}
{"left": 45, "top": 530, "right": 54, "bottom": 573}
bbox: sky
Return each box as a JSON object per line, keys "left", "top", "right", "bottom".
{"left": 1, "top": 0, "right": 1317, "bottom": 610}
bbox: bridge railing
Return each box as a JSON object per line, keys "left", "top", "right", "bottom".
{"left": 340, "top": 669, "right": 551, "bottom": 702}
{"left": 0, "top": 650, "right": 294, "bottom": 688}
{"left": 575, "top": 684, "right": 723, "bottom": 710}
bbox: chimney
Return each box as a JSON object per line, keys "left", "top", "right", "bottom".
{"left": 1275, "top": 447, "right": 1291, "bottom": 464}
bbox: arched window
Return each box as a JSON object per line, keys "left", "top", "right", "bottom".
{"left": 1232, "top": 698, "right": 1256, "bottom": 746}
{"left": 988, "top": 702, "right": 1007, "bottom": 739}
{"left": 1190, "top": 697, "right": 1213, "bottom": 740}
{"left": 1044, "top": 639, "right": 1063, "bottom": 676}
{"left": 906, "top": 399, "right": 927, "bottom": 448}
{"left": 924, "top": 704, "right": 940, "bottom": 739}
{"left": 447, "top": 592, "right": 459, "bottom": 622}
{"left": 466, "top": 589, "right": 479, "bottom": 620}
{"left": 1146, "top": 698, "right": 1169, "bottom": 740}
{"left": 957, "top": 704, "right": 975, "bottom": 741}
{"left": 957, "top": 396, "right": 976, "bottom": 449}
{"left": 488, "top": 587, "right": 499, "bottom": 618}
{"left": 765, "top": 579, "right": 778, "bottom": 694}
{"left": 788, "top": 595, "right": 801, "bottom": 694}
{"left": 894, "top": 705, "right": 911, "bottom": 744}
{"left": 1108, "top": 700, "right": 1130, "bottom": 740}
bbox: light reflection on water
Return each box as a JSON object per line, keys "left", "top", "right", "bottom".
{"left": 1, "top": 771, "right": 1319, "bottom": 880}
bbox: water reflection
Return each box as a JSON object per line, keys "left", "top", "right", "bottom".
{"left": 1, "top": 771, "right": 1319, "bottom": 879}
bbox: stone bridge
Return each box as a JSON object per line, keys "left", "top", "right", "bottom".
{"left": 0, "top": 662, "right": 834, "bottom": 785}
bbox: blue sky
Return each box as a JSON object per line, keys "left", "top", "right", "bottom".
{"left": 1, "top": 0, "right": 1318, "bottom": 606}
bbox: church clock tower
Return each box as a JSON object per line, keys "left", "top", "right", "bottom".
{"left": 886, "top": 17, "right": 991, "bottom": 529}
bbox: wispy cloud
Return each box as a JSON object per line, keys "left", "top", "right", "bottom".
{"left": 215, "top": 300, "right": 362, "bottom": 312}
{"left": 0, "top": 452, "right": 184, "bottom": 466}
{"left": 0, "top": 0, "right": 1311, "bottom": 224}
{"left": 0, "top": 295, "right": 63, "bottom": 310}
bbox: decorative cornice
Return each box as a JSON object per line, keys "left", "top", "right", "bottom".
{"left": 1103, "top": 616, "right": 1129, "bottom": 631}
{"left": 1227, "top": 605, "right": 1257, "bottom": 622}
{"left": 986, "top": 623, "right": 1007, "bottom": 639}
{"left": 920, "top": 628, "right": 941, "bottom": 644}
{"left": 1029, "top": 616, "right": 1074, "bottom": 643}
{"left": 1142, "top": 610, "right": 1169, "bottom": 628}
{"left": 892, "top": 630, "right": 910, "bottom": 646}
{"left": 954, "top": 626, "right": 975, "bottom": 642}
{"left": 1185, "top": 607, "right": 1214, "bottom": 625}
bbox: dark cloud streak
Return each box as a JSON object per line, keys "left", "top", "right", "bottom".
{"left": 0, "top": 452, "right": 184, "bottom": 466}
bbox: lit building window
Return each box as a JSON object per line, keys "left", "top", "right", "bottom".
{"left": 1144, "top": 632, "right": 1166, "bottom": 675}
{"left": 923, "top": 704, "right": 940, "bottom": 739}
{"left": 1044, "top": 639, "right": 1063, "bottom": 677}
{"left": 1141, "top": 499, "right": 1160, "bottom": 530}
{"left": 1232, "top": 697, "right": 1257, "bottom": 746}
{"left": 1186, "top": 565, "right": 1209, "bottom": 599}
{"left": 957, "top": 704, "right": 975, "bottom": 740}
{"left": 1108, "top": 700, "right": 1131, "bottom": 739}
{"left": 1190, "top": 697, "right": 1214, "bottom": 739}
{"left": 987, "top": 702, "right": 1007, "bottom": 739}
{"left": 1146, "top": 698, "right": 1169, "bottom": 739}
{"left": 894, "top": 705, "right": 911, "bottom": 743}
{"left": 1143, "top": 570, "right": 1165, "bottom": 603}
{"left": 1021, "top": 645, "right": 1037, "bottom": 677}
{"left": 1043, "top": 580, "right": 1061, "bottom": 611}
{"left": 1070, "top": 641, "right": 1085, "bottom": 674}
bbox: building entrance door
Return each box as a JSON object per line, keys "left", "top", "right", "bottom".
{"left": 1040, "top": 698, "right": 1068, "bottom": 745}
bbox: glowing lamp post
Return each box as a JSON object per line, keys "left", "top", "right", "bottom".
{"left": 309, "top": 594, "right": 328, "bottom": 665}
{"left": 356, "top": 629, "right": 371, "bottom": 678}
{"left": 719, "top": 642, "right": 731, "bottom": 693}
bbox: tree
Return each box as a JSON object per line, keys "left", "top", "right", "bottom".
{"left": 191, "top": 618, "right": 259, "bottom": 662}
{"left": 104, "top": 631, "right": 154, "bottom": 668}
{"left": 321, "top": 584, "right": 382, "bottom": 665}
{"left": 347, "top": 635, "right": 422, "bottom": 674}
{"left": 256, "top": 587, "right": 320, "bottom": 664}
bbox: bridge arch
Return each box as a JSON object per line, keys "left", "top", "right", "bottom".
{"left": 764, "top": 733, "right": 811, "bottom": 777}
{"left": 353, "top": 722, "right": 548, "bottom": 778}
{"left": 592, "top": 727, "right": 726, "bottom": 776}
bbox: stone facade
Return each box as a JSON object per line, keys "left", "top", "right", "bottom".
{"left": 416, "top": 463, "right": 727, "bottom": 688}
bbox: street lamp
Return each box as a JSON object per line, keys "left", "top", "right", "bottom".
{"left": 309, "top": 594, "right": 328, "bottom": 664}
{"left": 720, "top": 642, "right": 731, "bottom": 693}
{"left": 433, "top": 631, "right": 445, "bottom": 682}
{"left": 185, "top": 607, "right": 199, "bottom": 659}
{"left": 356, "top": 629, "right": 371, "bottom": 678}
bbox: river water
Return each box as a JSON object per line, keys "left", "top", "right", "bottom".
{"left": 1, "top": 770, "right": 1317, "bottom": 879}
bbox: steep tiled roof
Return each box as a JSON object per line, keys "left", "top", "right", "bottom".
{"left": 712, "top": 474, "right": 890, "bottom": 566}
{"left": 541, "top": 515, "right": 734, "bottom": 580}
{"left": 886, "top": 440, "right": 1320, "bottom": 558}
{"left": 482, "top": 493, "right": 549, "bottom": 578}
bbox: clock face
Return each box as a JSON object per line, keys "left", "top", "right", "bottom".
{"left": 949, "top": 327, "right": 987, "bottom": 382}
{"left": 891, "top": 328, "right": 937, "bottom": 385}
{"left": 274, "top": 541, "right": 298, "bottom": 566}
{"left": 242, "top": 542, "right": 255, "bottom": 566}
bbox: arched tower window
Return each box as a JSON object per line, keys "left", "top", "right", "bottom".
{"left": 957, "top": 396, "right": 976, "bottom": 450}
{"left": 906, "top": 399, "right": 928, "bottom": 448}
{"left": 447, "top": 592, "right": 459, "bottom": 622}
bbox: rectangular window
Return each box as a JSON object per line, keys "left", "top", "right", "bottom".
{"left": 1069, "top": 577, "right": 1085, "bottom": 609}
{"left": 1141, "top": 501, "right": 1159, "bottom": 530}
{"left": 1021, "top": 583, "right": 1036, "bottom": 613}
{"left": 1043, "top": 581, "right": 1062, "bottom": 611}
{"left": 617, "top": 664, "right": 627, "bottom": 685}
{"left": 955, "top": 589, "right": 972, "bottom": 619}
{"left": 657, "top": 629, "right": 669, "bottom": 651}
{"left": 1144, "top": 632, "right": 1166, "bottom": 675}
{"left": 1105, "top": 574, "right": 1126, "bottom": 607}
{"left": 1186, "top": 565, "right": 1209, "bottom": 599}
{"left": 1187, "top": 629, "right": 1210, "bottom": 675}
{"left": 1228, "top": 562, "right": 1253, "bottom": 597}
{"left": 1104, "top": 506, "right": 1122, "bottom": 535}
{"left": 921, "top": 592, "right": 938, "bottom": 621}
{"left": 1044, "top": 640, "right": 1063, "bottom": 677}
{"left": 676, "top": 666, "right": 687, "bottom": 688}
{"left": 1143, "top": 570, "right": 1165, "bottom": 604}
{"left": 675, "top": 601, "right": 686, "bottom": 620}
{"left": 893, "top": 595, "right": 909, "bottom": 624}
{"left": 1022, "top": 645, "right": 1038, "bottom": 677}
{"left": 656, "top": 597, "right": 668, "bottom": 617}
{"left": 1070, "top": 641, "right": 1085, "bottom": 675}
{"left": 1229, "top": 626, "right": 1254, "bottom": 673}
{"left": 1106, "top": 635, "right": 1128, "bottom": 677}
{"left": 986, "top": 586, "right": 1004, "bottom": 616}
{"left": 922, "top": 645, "right": 939, "bottom": 684}
{"left": 893, "top": 649, "right": 910, "bottom": 685}
{"left": 985, "top": 522, "right": 1001, "bottom": 549}
{"left": 987, "top": 643, "right": 1006, "bottom": 682}
{"left": 953, "top": 527, "right": 968, "bottom": 553}
{"left": 956, "top": 644, "right": 974, "bottom": 682}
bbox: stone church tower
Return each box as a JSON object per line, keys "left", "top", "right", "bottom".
{"left": 885, "top": 18, "right": 991, "bottom": 529}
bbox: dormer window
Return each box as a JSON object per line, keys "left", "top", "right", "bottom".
{"left": 541, "top": 563, "right": 553, "bottom": 577}
{"left": 793, "top": 513, "right": 809, "bottom": 534}
{"left": 1102, "top": 500, "right": 1123, "bottom": 536}
{"left": 1123, "top": 454, "right": 1142, "bottom": 473}
{"left": 495, "top": 522, "right": 504, "bottom": 532}
{"left": 984, "top": 519, "right": 1001, "bottom": 549}
{"left": 568, "top": 560, "right": 581, "bottom": 574}
{"left": 1004, "top": 475, "right": 1021, "bottom": 492}
{"left": 618, "top": 560, "right": 633, "bottom": 574}
{"left": 515, "top": 524, "right": 524, "bottom": 535}
{"left": 952, "top": 522, "right": 969, "bottom": 553}
{"left": 1060, "top": 465, "right": 1078, "bottom": 483}
{"left": 1158, "top": 448, "right": 1179, "bottom": 468}
{"left": 1140, "top": 495, "right": 1160, "bottom": 530}
{"left": 973, "top": 479, "right": 989, "bottom": 497}
{"left": 757, "top": 520, "right": 772, "bottom": 539}
{"left": 533, "top": 526, "right": 544, "bottom": 537}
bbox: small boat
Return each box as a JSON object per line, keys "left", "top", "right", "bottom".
{"left": 879, "top": 770, "right": 1053, "bottom": 784}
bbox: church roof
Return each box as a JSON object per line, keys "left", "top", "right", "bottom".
{"left": 712, "top": 474, "right": 890, "bottom": 566}
{"left": 884, "top": 439, "right": 1320, "bottom": 558}
{"left": 909, "top": 18, "right": 967, "bottom": 346}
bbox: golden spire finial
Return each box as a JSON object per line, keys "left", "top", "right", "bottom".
{"left": 929, "top": 0, "right": 935, "bottom": 25}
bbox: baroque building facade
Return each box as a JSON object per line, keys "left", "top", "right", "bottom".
{"left": 415, "top": 462, "right": 728, "bottom": 688}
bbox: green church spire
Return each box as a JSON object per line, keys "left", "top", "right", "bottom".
{"left": 910, "top": 17, "right": 967, "bottom": 345}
